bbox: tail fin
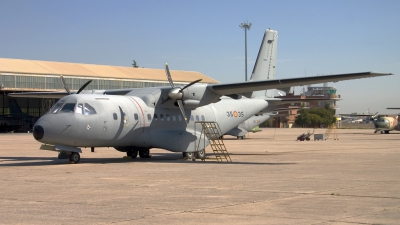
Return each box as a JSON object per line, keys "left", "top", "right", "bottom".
{"left": 249, "top": 29, "right": 278, "bottom": 98}
{"left": 8, "top": 99, "right": 23, "bottom": 114}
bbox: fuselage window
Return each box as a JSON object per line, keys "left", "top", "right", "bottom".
{"left": 59, "top": 103, "right": 76, "bottom": 113}
{"left": 154, "top": 114, "right": 158, "bottom": 121}
{"left": 172, "top": 115, "right": 176, "bottom": 121}
{"left": 201, "top": 115, "right": 205, "bottom": 121}
{"left": 166, "top": 114, "right": 170, "bottom": 121}
{"left": 160, "top": 114, "right": 164, "bottom": 121}
{"left": 190, "top": 115, "right": 194, "bottom": 121}
{"left": 49, "top": 100, "right": 65, "bottom": 114}
{"left": 147, "top": 114, "right": 152, "bottom": 120}
{"left": 178, "top": 115, "right": 182, "bottom": 121}
{"left": 75, "top": 103, "right": 83, "bottom": 114}
{"left": 195, "top": 115, "right": 200, "bottom": 121}
{"left": 113, "top": 113, "right": 117, "bottom": 120}
{"left": 84, "top": 103, "right": 97, "bottom": 115}
{"left": 134, "top": 113, "right": 139, "bottom": 120}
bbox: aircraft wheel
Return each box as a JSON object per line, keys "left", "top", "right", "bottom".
{"left": 139, "top": 149, "right": 150, "bottom": 158}
{"left": 196, "top": 149, "right": 206, "bottom": 160}
{"left": 384, "top": 130, "right": 389, "bottom": 134}
{"left": 182, "top": 152, "right": 187, "bottom": 158}
{"left": 381, "top": 131, "right": 384, "bottom": 134}
{"left": 186, "top": 152, "right": 197, "bottom": 161}
{"left": 127, "top": 150, "right": 138, "bottom": 159}
{"left": 69, "top": 152, "right": 80, "bottom": 164}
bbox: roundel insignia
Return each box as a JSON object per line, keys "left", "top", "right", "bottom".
{"left": 233, "top": 111, "right": 238, "bottom": 117}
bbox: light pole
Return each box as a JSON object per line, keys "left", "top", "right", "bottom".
{"left": 239, "top": 22, "right": 252, "bottom": 81}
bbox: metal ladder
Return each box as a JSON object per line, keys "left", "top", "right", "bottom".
{"left": 195, "top": 121, "right": 232, "bottom": 162}
{"left": 326, "top": 123, "right": 339, "bottom": 140}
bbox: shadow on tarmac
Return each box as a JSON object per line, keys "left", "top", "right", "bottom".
{"left": 0, "top": 154, "right": 296, "bottom": 167}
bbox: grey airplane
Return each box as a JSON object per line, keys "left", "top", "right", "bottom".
{"left": 225, "top": 113, "right": 270, "bottom": 139}
{"left": 9, "top": 36, "right": 393, "bottom": 164}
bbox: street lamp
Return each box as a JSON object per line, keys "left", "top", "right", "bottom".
{"left": 239, "top": 22, "right": 252, "bottom": 81}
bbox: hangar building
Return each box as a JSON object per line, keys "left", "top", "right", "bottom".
{"left": 0, "top": 58, "right": 218, "bottom": 132}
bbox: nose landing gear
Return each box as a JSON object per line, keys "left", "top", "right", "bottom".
{"left": 69, "top": 152, "right": 80, "bottom": 164}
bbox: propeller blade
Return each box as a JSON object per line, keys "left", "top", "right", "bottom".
{"left": 165, "top": 63, "right": 174, "bottom": 88}
{"left": 77, "top": 80, "right": 93, "bottom": 94}
{"left": 60, "top": 75, "right": 71, "bottom": 95}
{"left": 181, "top": 79, "right": 202, "bottom": 91}
{"left": 177, "top": 100, "right": 188, "bottom": 124}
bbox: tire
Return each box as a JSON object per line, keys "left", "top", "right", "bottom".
{"left": 69, "top": 152, "right": 80, "bottom": 164}
{"left": 384, "top": 130, "right": 389, "bottom": 134}
{"left": 197, "top": 149, "right": 206, "bottom": 160}
{"left": 186, "top": 152, "right": 197, "bottom": 161}
{"left": 139, "top": 149, "right": 150, "bottom": 158}
{"left": 127, "top": 150, "right": 138, "bottom": 159}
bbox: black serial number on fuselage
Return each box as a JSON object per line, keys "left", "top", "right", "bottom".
{"left": 226, "top": 111, "right": 244, "bottom": 117}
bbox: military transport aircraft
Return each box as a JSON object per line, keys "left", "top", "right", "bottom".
{"left": 342, "top": 112, "right": 399, "bottom": 134}
{"left": 372, "top": 108, "right": 400, "bottom": 134}
{"left": 225, "top": 113, "right": 270, "bottom": 139}
{"left": 9, "top": 33, "right": 393, "bottom": 164}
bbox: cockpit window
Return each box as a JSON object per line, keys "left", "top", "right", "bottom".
{"left": 59, "top": 103, "right": 76, "bottom": 113}
{"left": 75, "top": 103, "right": 83, "bottom": 114}
{"left": 84, "top": 103, "right": 97, "bottom": 115}
{"left": 48, "top": 100, "right": 65, "bottom": 114}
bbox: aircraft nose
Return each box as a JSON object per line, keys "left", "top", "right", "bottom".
{"left": 33, "top": 125, "right": 44, "bottom": 140}
{"left": 375, "top": 119, "right": 389, "bottom": 128}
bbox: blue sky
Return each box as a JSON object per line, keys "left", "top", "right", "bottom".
{"left": 0, "top": 0, "right": 399, "bottom": 114}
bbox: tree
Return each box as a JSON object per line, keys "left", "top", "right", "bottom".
{"left": 260, "top": 118, "right": 273, "bottom": 127}
{"left": 295, "top": 109, "right": 311, "bottom": 127}
{"left": 309, "top": 114, "right": 322, "bottom": 127}
{"left": 132, "top": 60, "right": 139, "bottom": 68}
{"left": 295, "top": 106, "right": 336, "bottom": 128}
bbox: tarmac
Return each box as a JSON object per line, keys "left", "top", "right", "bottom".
{"left": 0, "top": 128, "right": 399, "bottom": 225}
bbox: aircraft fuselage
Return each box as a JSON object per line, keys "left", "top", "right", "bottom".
{"left": 33, "top": 94, "right": 268, "bottom": 152}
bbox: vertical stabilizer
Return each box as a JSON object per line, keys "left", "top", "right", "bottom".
{"left": 249, "top": 29, "right": 278, "bottom": 98}
{"left": 9, "top": 99, "right": 23, "bottom": 114}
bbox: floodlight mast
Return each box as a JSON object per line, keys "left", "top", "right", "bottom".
{"left": 239, "top": 22, "right": 252, "bottom": 81}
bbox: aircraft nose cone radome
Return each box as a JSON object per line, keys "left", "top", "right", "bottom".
{"left": 33, "top": 125, "right": 44, "bottom": 140}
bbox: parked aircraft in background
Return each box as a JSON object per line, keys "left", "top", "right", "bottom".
{"left": 0, "top": 99, "right": 36, "bottom": 133}
{"left": 371, "top": 108, "right": 400, "bottom": 134}
{"left": 341, "top": 112, "right": 399, "bottom": 134}
{"left": 9, "top": 29, "right": 393, "bottom": 163}
{"left": 225, "top": 113, "right": 270, "bottom": 139}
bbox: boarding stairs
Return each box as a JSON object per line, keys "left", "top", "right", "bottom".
{"left": 195, "top": 121, "right": 232, "bottom": 162}
{"left": 326, "top": 123, "right": 339, "bottom": 140}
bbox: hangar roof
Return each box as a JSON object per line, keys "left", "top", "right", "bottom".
{"left": 0, "top": 58, "right": 219, "bottom": 84}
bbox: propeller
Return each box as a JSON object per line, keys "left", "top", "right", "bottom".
{"left": 60, "top": 75, "right": 93, "bottom": 95}
{"left": 164, "top": 63, "right": 202, "bottom": 124}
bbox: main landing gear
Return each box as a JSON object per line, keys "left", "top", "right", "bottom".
{"left": 125, "top": 148, "right": 150, "bottom": 159}
{"left": 183, "top": 149, "right": 206, "bottom": 161}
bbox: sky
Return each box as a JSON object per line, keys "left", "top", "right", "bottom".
{"left": 0, "top": 0, "right": 399, "bottom": 114}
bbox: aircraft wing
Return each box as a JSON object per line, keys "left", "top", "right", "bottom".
{"left": 8, "top": 89, "right": 133, "bottom": 99}
{"left": 387, "top": 108, "right": 400, "bottom": 110}
{"left": 210, "top": 72, "right": 392, "bottom": 95}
